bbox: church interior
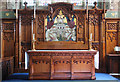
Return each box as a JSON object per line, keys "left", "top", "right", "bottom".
{"left": 0, "top": 0, "right": 120, "bottom": 82}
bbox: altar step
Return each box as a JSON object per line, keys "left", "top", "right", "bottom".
{"left": 2, "top": 73, "right": 119, "bottom": 82}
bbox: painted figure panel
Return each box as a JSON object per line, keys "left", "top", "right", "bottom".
{"left": 45, "top": 10, "right": 76, "bottom": 41}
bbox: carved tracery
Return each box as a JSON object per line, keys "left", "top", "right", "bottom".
{"left": 37, "top": 14, "right": 44, "bottom": 42}
{"left": 3, "top": 32, "right": 14, "bottom": 42}
{"left": 21, "top": 15, "right": 32, "bottom": 26}
{"left": 77, "top": 11, "right": 86, "bottom": 43}
{"left": 89, "top": 14, "right": 99, "bottom": 26}
{"left": 107, "top": 32, "right": 117, "bottom": 42}
{"left": 3, "top": 23, "right": 14, "bottom": 30}
{"left": 107, "top": 23, "right": 117, "bottom": 30}
{"left": 2, "top": 23, "right": 15, "bottom": 42}
{"left": 92, "top": 42, "right": 99, "bottom": 50}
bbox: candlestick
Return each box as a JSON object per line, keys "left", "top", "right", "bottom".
{"left": 32, "top": 17, "right": 33, "bottom": 34}
{"left": 33, "top": 34, "right": 35, "bottom": 40}
{"left": 32, "top": 34, "right": 36, "bottom": 51}
{"left": 90, "top": 33, "right": 92, "bottom": 40}
{"left": 89, "top": 33, "right": 93, "bottom": 50}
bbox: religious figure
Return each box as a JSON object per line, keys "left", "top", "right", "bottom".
{"left": 45, "top": 10, "right": 76, "bottom": 41}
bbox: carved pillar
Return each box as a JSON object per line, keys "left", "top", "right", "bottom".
{"left": 14, "top": 0, "right": 19, "bottom": 69}
{"left": 71, "top": 56, "right": 74, "bottom": 79}
{"left": 99, "top": 1, "right": 106, "bottom": 73}
{"left": 100, "top": 14, "right": 106, "bottom": 72}
{"left": 1, "top": 22, "right": 4, "bottom": 58}
{"left": 31, "top": 17, "right": 34, "bottom": 50}
{"left": 15, "top": 18, "right": 19, "bottom": 69}
{"left": 18, "top": 2, "right": 33, "bottom": 69}
{"left": 19, "top": 16, "right": 22, "bottom": 68}
{"left": 50, "top": 56, "right": 54, "bottom": 79}
{"left": 86, "top": 1, "right": 89, "bottom": 48}
{"left": 91, "top": 55, "right": 96, "bottom": 79}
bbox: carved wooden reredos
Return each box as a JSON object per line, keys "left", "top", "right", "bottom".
{"left": 18, "top": 2, "right": 105, "bottom": 50}
{"left": 2, "top": 1, "right": 120, "bottom": 73}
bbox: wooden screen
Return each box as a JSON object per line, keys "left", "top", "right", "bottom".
{"left": 2, "top": 21, "right": 15, "bottom": 57}
{"left": 106, "top": 21, "right": 118, "bottom": 54}
{"left": 88, "top": 9, "right": 103, "bottom": 51}
{"left": 18, "top": 9, "right": 33, "bottom": 68}
{"left": 16, "top": 2, "right": 106, "bottom": 71}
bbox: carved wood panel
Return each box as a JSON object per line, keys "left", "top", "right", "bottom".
{"left": 19, "top": 9, "right": 33, "bottom": 68}
{"left": 89, "top": 14, "right": 99, "bottom": 26}
{"left": 36, "top": 14, "right": 44, "bottom": 42}
{"left": 53, "top": 57, "right": 71, "bottom": 72}
{"left": 2, "top": 22, "right": 15, "bottom": 57}
{"left": 28, "top": 50, "right": 97, "bottom": 80}
{"left": 21, "top": 15, "right": 32, "bottom": 26}
{"left": 1, "top": 56, "right": 14, "bottom": 80}
{"left": 35, "top": 3, "right": 89, "bottom": 49}
{"left": 3, "top": 23, "right": 14, "bottom": 30}
{"left": 106, "top": 22, "right": 118, "bottom": 54}
{"left": 76, "top": 11, "right": 86, "bottom": 43}
{"left": 92, "top": 41, "right": 99, "bottom": 50}
{"left": 107, "top": 23, "right": 117, "bottom": 30}
{"left": 32, "top": 56, "right": 51, "bottom": 73}
{"left": 89, "top": 14, "right": 100, "bottom": 41}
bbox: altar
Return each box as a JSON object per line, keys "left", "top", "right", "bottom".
{"left": 27, "top": 50, "right": 97, "bottom": 80}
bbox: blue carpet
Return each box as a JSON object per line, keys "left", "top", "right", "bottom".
{"left": 2, "top": 73, "right": 119, "bottom": 82}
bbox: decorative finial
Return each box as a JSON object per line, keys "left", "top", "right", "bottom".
{"left": 94, "top": 1, "right": 97, "bottom": 8}
{"left": 24, "top": 1, "right": 28, "bottom": 9}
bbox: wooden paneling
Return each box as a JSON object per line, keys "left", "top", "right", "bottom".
{"left": 2, "top": 21, "right": 15, "bottom": 57}
{"left": 105, "top": 19, "right": 120, "bottom": 74}
{"left": 0, "top": 56, "right": 14, "bottom": 80}
{"left": 107, "top": 54, "right": 120, "bottom": 73}
{"left": 16, "top": 2, "right": 105, "bottom": 72}
{"left": 1, "top": 2, "right": 119, "bottom": 74}
{"left": 15, "top": 19, "right": 19, "bottom": 69}
{"left": 106, "top": 21, "right": 118, "bottom": 54}
{"left": 28, "top": 50, "right": 97, "bottom": 80}
{"left": 0, "top": 2, "right": 120, "bottom": 75}
{"left": 75, "top": 11, "right": 86, "bottom": 43}
{"left": 36, "top": 10, "right": 46, "bottom": 42}
{"left": 89, "top": 14, "right": 100, "bottom": 41}
{"left": 18, "top": 8, "right": 33, "bottom": 68}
